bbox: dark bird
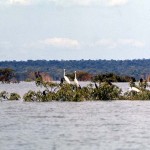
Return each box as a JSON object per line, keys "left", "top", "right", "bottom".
{"left": 95, "top": 83, "right": 98, "bottom": 89}
{"left": 79, "top": 85, "right": 82, "bottom": 89}
{"left": 60, "top": 77, "right": 64, "bottom": 84}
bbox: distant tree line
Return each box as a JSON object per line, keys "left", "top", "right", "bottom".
{"left": 92, "top": 73, "right": 135, "bottom": 82}
{"left": 0, "top": 59, "right": 150, "bottom": 81}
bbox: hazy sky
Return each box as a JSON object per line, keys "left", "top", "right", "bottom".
{"left": 0, "top": 0, "right": 150, "bottom": 60}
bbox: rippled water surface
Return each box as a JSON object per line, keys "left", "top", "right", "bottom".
{"left": 1, "top": 82, "right": 150, "bottom": 150}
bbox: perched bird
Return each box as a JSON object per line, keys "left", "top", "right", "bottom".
{"left": 43, "top": 90, "right": 46, "bottom": 96}
{"left": 94, "top": 82, "right": 98, "bottom": 89}
{"left": 60, "top": 77, "right": 64, "bottom": 84}
{"left": 43, "top": 90, "right": 49, "bottom": 96}
{"left": 128, "top": 87, "right": 140, "bottom": 92}
{"left": 140, "top": 78, "right": 143, "bottom": 83}
{"left": 64, "top": 69, "right": 71, "bottom": 84}
{"left": 79, "top": 85, "right": 82, "bottom": 89}
{"left": 74, "top": 71, "right": 79, "bottom": 87}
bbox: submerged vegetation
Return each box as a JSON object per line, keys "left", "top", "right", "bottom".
{"left": 0, "top": 91, "right": 20, "bottom": 101}
{"left": 22, "top": 82, "right": 150, "bottom": 102}
{"left": 22, "top": 82, "right": 122, "bottom": 102}
{"left": 1, "top": 81, "right": 150, "bottom": 101}
{"left": 1, "top": 69, "right": 150, "bottom": 102}
{"left": 21, "top": 79, "right": 150, "bottom": 101}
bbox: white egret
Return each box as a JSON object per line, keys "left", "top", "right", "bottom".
{"left": 64, "top": 69, "right": 71, "bottom": 84}
{"left": 74, "top": 71, "right": 79, "bottom": 87}
{"left": 128, "top": 87, "right": 140, "bottom": 92}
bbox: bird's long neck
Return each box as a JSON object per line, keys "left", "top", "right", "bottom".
{"left": 75, "top": 71, "right": 76, "bottom": 79}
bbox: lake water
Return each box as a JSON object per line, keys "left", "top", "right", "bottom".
{"left": 1, "top": 82, "right": 150, "bottom": 150}
{"left": 0, "top": 81, "right": 132, "bottom": 98}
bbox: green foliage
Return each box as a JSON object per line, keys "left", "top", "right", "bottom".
{"left": 2, "top": 82, "right": 150, "bottom": 101}
{"left": 23, "top": 81, "right": 122, "bottom": 102}
{"left": 92, "top": 82, "right": 122, "bottom": 100}
{"left": 0, "top": 91, "right": 9, "bottom": 100}
{"left": 43, "top": 82, "right": 59, "bottom": 92}
{"left": 23, "top": 89, "right": 58, "bottom": 102}
{"left": 93, "top": 73, "right": 135, "bottom": 82}
{"left": 123, "top": 90, "right": 150, "bottom": 100}
{"left": 55, "top": 84, "right": 75, "bottom": 101}
{"left": 0, "top": 91, "right": 20, "bottom": 100}
{"left": 56, "top": 84, "right": 85, "bottom": 102}
{"left": 35, "top": 76, "right": 43, "bottom": 86}
{"left": 9, "top": 93, "right": 21, "bottom": 100}
{"left": 80, "top": 84, "right": 93, "bottom": 100}
{"left": 23, "top": 90, "right": 37, "bottom": 102}
{"left": 138, "top": 80, "right": 148, "bottom": 90}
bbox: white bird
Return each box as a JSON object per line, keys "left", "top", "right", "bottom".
{"left": 74, "top": 71, "right": 79, "bottom": 87}
{"left": 64, "top": 69, "right": 71, "bottom": 84}
{"left": 128, "top": 87, "right": 140, "bottom": 92}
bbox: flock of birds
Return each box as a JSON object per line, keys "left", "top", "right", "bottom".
{"left": 62, "top": 69, "right": 142, "bottom": 92}
{"left": 62, "top": 69, "right": 80, "bottom": 87}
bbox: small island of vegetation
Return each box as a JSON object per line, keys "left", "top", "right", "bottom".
{"left": 0, "top": 67, "right": 150, "bottom": 101}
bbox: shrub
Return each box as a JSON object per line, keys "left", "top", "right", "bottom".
{"left": 0, "top": 91, "right": 9, "bottom": 100}
{"left": 23, "top": 90, "right": 37, "bottom": 102}
{"left": 9, "top": 93, "right": 21, "bottom": 100}
{"left": 92, "top": 82, "right": 122, "bottom": 100}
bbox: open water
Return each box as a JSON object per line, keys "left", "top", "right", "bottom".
{"left": 1, "top": 82, "right": 150, "bottom": 150}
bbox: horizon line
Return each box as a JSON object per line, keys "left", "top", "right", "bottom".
{"left": 0, "top": 58, "right": 150, "bottom": 62}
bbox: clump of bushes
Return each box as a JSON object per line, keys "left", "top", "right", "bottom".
{"left": 123, "top": 90, "right": 150, "bottom": 100}
{"left": 9, "top": 93, "right": 20, "bottom": 100}
{"left": 56, "top": 84, "right": 88, "bottom": 102}
{"left": 2, "top": 81, "right": 150, "bottom": 102}
{"left": 0, "top": 91, "right": 9, "bottom": 100}
{"left": 92, "top": 82, "right": 122, "bottom": 100}
{"left": 22, "top": 82, "right": 122, "bottom": 102}
{"left": 0, "top": 91, "right": 21, "bottom": 101}
{"left": 23, "top": 90, "right": 37, "bottom": 102}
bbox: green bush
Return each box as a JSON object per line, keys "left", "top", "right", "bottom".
{"left": 124, "top": 90, "right": 150, "bottom": 100}
{"left": 56, "top": 84, "right": 76, "bottom": 101}
{"left": 23, "top": 90, "right": 37, "bottom": 102}
{"left": 92, "top": 82, "right": 122, "bottom": 100}
{"left": 9, "top": 93, "right": 21, "bottom": 100}
{"left": 0, "top": 91, "right": 9, "bottom": 100}
{"left": 21, "top": 81, "right": 150, "bottom": 102}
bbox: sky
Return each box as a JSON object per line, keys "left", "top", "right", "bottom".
{"left": 0, "top": 0, "right": 150, "bottom": 61}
